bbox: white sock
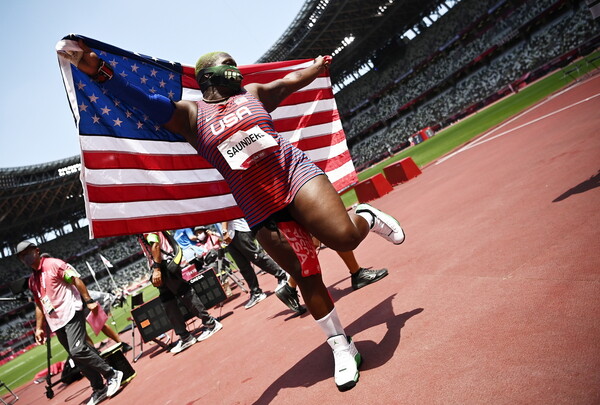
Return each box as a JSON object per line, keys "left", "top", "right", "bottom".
{"left": 316, "top": 307, "right": 346, "bottom": 338}
{"left": 356, "top": 210, "right": 374, "bottom": 229}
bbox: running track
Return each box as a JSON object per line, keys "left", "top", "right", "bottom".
{"left": 5, "top": 72, "right": 599, "bottom": 405}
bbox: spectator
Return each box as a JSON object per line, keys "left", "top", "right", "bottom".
{"left": 174, "top": 228, "right": 207, "bottom": 267}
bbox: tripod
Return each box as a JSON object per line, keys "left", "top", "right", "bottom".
{"left": 207, "top": 248, "right": 247, "bottom": 293}
{"left": 44, "top": 324, "right": 60, "bottom": 399}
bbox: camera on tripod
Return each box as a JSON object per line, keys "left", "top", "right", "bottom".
{"left": 1, "top": 277, "right": 31, "bottom": 303}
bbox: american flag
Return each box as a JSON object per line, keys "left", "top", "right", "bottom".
{"left": 56, "top": 35, "right": 357, "bottom": 239}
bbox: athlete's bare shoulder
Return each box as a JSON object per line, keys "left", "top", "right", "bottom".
{"left": 244, "top": 83, "right": 260, "bottom": 100}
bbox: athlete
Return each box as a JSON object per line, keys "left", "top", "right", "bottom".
{"left": 74, "top": 40, "right": 405, "bottom": 391}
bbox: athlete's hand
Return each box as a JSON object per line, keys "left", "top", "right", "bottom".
{"left": 76, "top": 39, "right": 102, "bottom": 76}
{"left": 314, "top": 55, "right": 332, "bottom": 69}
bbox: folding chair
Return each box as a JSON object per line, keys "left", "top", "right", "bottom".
{"left": 0, "top": 380, "right": 18, "bottom": 405}
{"left": 586, "top": 53, "right": 600, "bottom": 69}
{"left": 562, "top": 65, "right": 580, "bottom": 82}
{"left": 128, "top": 292, "right": 145, "bottom": 362}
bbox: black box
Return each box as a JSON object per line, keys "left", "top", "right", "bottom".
{"left": 130, "top": 268, "right": 226, "bottom": 342}
{"left": 131, "top": 297, "right": 193, "bottom": 342}
{"left": 189, "top": 268, "right": 227, "bottom": 309}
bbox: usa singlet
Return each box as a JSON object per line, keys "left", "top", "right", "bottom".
{"left": 195, "top": 92, "right": 323, "bottom": 228}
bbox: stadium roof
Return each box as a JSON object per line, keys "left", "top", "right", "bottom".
{"left": 257, "top": 0, "right": 445, "bottom": 84}
{"left": 0, "top": 156, "right": 85, "bottom": 254}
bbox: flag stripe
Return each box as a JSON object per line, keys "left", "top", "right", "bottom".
{"left": 181, "top": 78, "right": 332, "bottom": 103}
{"left": 288, "top": 128, "right": 345, "bottom": 152}
{"left": 276, "top": 86, "right": 335, "bottom": 108}
{"left": 242, "top": 67, "right": 328, "bottom": 85}
{"left": 91, "top": 206, "right": 244, "bottom": 237}
{"left": 270, "top": 99, "right": 337, "bottom": 121}
{"left": 82, "top": 151, "right": 213, "bottom": 171}
{"left": 307, "top": 144, "right": 353, "bottom": 167}
{"left": 83, "top": 167, "right": 224, "bottom": 185}
{"left": 88, "top": 194, "right": 239, "bottom": 220}
{"left": 326, "top": 159, "right": 357, "bottom": 184}
{"left": 80, "top": 135, "right": 197, "bottom": 155}
{"left": 85, "top": 181, "right": 232, "bottom": 203}
{"left": 277, "top": 112, "right": 342, "bottom": 137}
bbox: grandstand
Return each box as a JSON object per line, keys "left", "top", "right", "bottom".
{"left": 1, "top": 0, "right": 599, "bottom": 364}
{"left": 259, "top": 0, "right": 599, "bottom": 170}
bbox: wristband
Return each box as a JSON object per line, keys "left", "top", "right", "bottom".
{"left": 92, "top": 60, "right": 114, "bottom": 84}
{"left": 85, "top": 298, "right": 96, "bottom": 304}
{"left": 152, "top": 262, "right": 162, "bottom": 269}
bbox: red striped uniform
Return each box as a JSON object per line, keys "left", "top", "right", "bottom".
{"left": 195, "top": 92, "right": 323, "bottom": 228}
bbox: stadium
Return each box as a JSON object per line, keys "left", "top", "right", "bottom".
{"left": 1, "top": 0, "right": 599, "bottom": 403}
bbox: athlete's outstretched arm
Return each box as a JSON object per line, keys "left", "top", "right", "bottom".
{"left": 247, "top": 56, "right": 331, "bottom": 112}
{"left": 75, "top": 39, "right": 196, "bottom": 142}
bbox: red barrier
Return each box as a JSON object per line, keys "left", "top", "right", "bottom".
{"left": 34, "top": 360, "right": 65, "bottom": 380}
{"left": 384, "top": 157, "right": 422, "bottom": 185}
{"left": 354, "top": 173, "right": 393, "bottom": 203}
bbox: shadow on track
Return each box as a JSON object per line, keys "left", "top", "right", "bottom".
{"left": 252, "top": 295, "right": 423, "bottom": 404}
{"left": 553, "top": 170, "right": 600, "bottom": 202}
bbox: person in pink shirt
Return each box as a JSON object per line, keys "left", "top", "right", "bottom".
{"left": 16, "top": 240, "right": 124, "bottom": 405}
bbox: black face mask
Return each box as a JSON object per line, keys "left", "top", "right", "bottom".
{"left": 197, "top": 65, "right": 243, "bottom": 92}
{"left": 20, "top": 250, "right": 38, "bottom": 267}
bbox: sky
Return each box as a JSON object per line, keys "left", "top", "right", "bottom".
{"left": 0, "top": 0, "right": 306, "bottom": 168}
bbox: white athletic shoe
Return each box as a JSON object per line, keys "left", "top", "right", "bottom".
{"left": 245, "top": 292, "right": 267, "bottom": 309}
{"left": 327, "top": 334, "right": 362, "bottom": 391}
{"left": 170, "top": 335, "right": 197, "bottom": 354}
{"left": 196, "top": 320, "right": 223, "bottom": 342}
{"left": 106, "top": 369, "right": 123, "bottom": 397}
{"left": 356, "top": 203, "right": 405, "bottom": 245}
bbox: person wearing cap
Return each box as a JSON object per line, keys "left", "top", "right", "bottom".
{"left": 16, "top": 241, "right": 124, "bottom": 405}
{"left": 192, "top": 226, "right": 221, "bottom": 251}
{"left": 39, "top": 253, "right": 132, "bottom": 353}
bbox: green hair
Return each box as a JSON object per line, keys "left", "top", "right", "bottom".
{"left": 195, "top": 52, "right": 227, "bottom": 79}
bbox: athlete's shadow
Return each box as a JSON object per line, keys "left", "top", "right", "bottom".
{"left": 252, "top": 295, "right": 423, "bottom": 405}
{"left": 553, "top": 170, "right": 600, "bottom": 202}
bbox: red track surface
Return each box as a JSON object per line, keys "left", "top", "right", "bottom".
{"left": 5, "top": 73, "right": 600, "bottom": 405}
